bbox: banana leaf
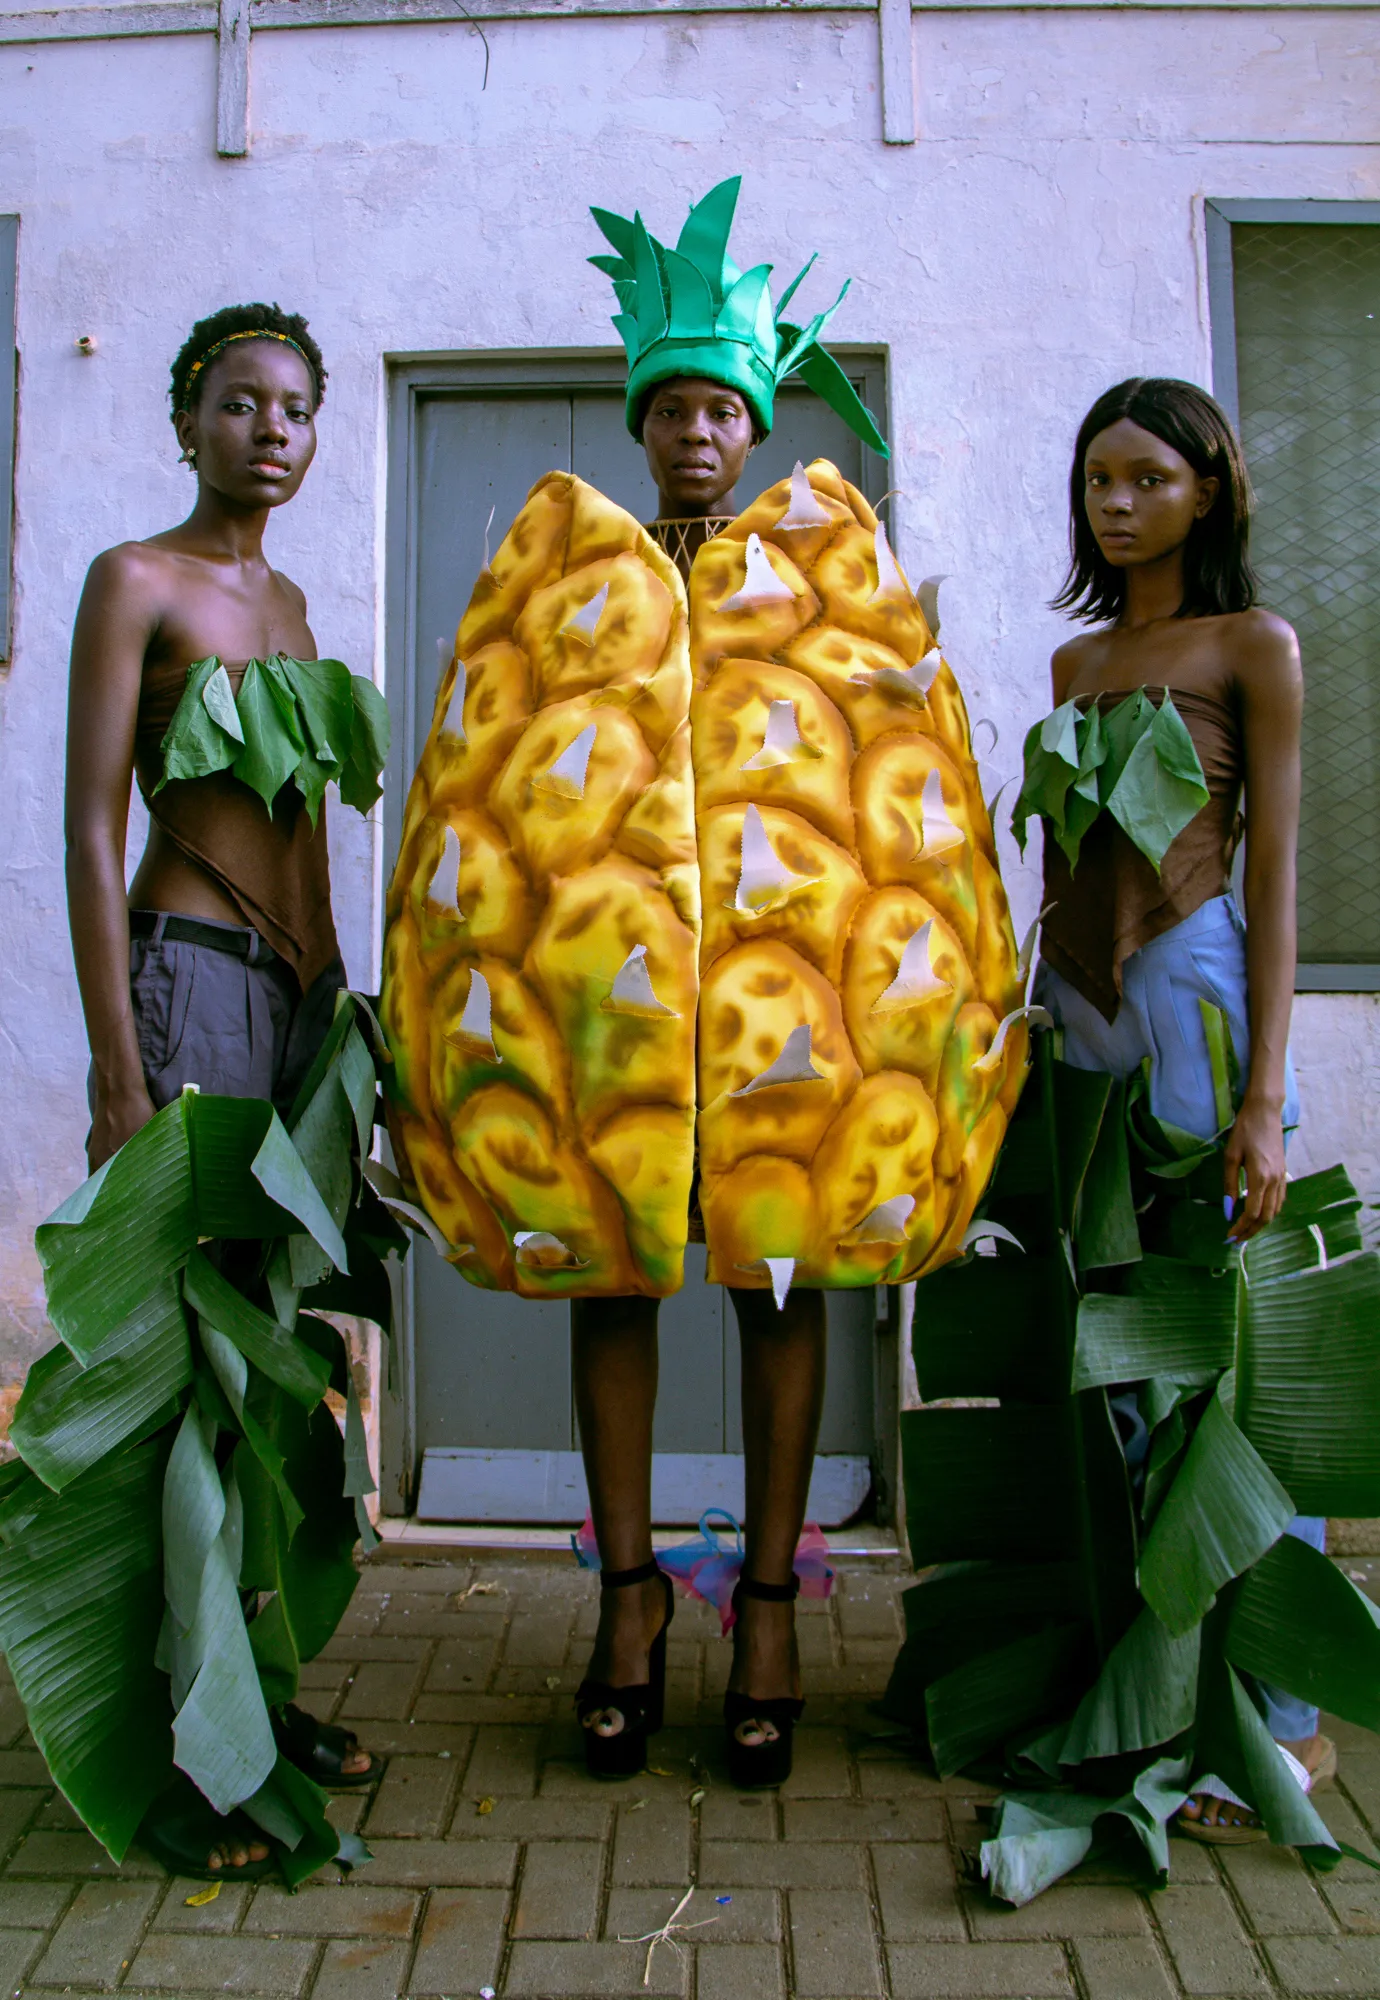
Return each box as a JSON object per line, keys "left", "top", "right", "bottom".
{"left": 1138, "top": 1372, "right": 1294, "bottom": 1635}
{"left": 912, "top": 1255, "right": 1071, "bottom": 1405}
{"left": 1224, "top": 1532, "right": 1380, "bottom": 1732}
{"left": 1075, "top": 1081, "right": 1141, "bottom": 1271}
{"left": 1237, "top": 1249, "right": 1380, "bottom": 1515}
{"left": 926, "top": 1622, "right": 1087, "bottom": 1778}
{"left": 1194, "top": 1640, "right": 1339, "bottom": 1864}
{"left": 11, "top": 1277, "right": 192, "bottom": 1491}
{"left": 981, "top": 1756, "right": 1191, "bottom": 1908}
{"left": 881, "top": 1562, "right": 1083, "bottom": 1726}
{"left": 1073, "top": 1257, "right": 1238, "bottom": 1390}
{"left": 0, "top": 1439, "right": 174, "bottom": 1860}
{"left": 902, "top": 1405, "right": 1081, "bottom": 1568}
{"left": 1029, "top": 1604, "right": 1198, "bottom": 1771}
{"left": 182, "top": 1249, "right": 330, "bottom": 1408}
{"left": 243, "top": 1752, "right": 362, "bottom": 1888}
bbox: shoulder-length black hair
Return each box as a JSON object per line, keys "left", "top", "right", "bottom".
{"left": 1053, "top": 377, "right": 1257, "bottom": 623}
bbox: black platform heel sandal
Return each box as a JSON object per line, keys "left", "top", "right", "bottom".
{"left": 724, "top": 1573, "right": 804, "bottom": 1790}
{"left": 576, "top": 1557, "right": 674, "bottom": 1780}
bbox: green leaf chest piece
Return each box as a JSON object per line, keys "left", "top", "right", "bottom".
{"left": 1010, "top": 689, "right": 1209, "bottom": 875}
{"left": 155, "top": 654, "right": 391, "bottom": 825}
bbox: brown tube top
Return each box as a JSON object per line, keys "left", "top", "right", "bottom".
{"left": 134, "top": 656, "right": 339, "bottom": 991}
{"left": 1039, "top": 686, "right": 1243, "bottom": 1024}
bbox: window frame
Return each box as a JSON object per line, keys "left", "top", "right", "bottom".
{"left": 1206, "top": 199, "right": 1380, "bottom": 992}
{"left": 0, "top": 217, "right": 16, "bottom": 665}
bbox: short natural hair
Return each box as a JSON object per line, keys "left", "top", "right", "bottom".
{"left": 170, "top": 302, "right": 326, "bottom": 415}
{"left": 1054, "top": 377, "right": 1257, "bottom": 623}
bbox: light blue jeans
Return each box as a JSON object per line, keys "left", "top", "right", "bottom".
{"left": 1036, "top": 894, "right": 1320, "bottom": 1742}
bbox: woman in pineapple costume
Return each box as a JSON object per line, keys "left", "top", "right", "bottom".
{"left": 382, "top": 183, "right": 1028, "bottom": 1785}
{"left": 1022, "top": 377, "right": 1328, "bottom": 1840}
{"left": 64, "top": 304, "right": 382, "bottom": 1870}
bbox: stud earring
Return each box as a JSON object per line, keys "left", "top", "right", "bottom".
{"left": 178, "top": 445, "right": 198, "bottom": 469}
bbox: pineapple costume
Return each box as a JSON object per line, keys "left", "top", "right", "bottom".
{"left": 381, "top": 184, "right": 1032, "bottom": 1302}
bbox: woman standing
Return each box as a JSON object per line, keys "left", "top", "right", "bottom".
{"left": 1028, "top": 376, "right": 1330, "bottom": 1839}
{"left": 65, "top": 303, "right": 380, "bottom": 1872}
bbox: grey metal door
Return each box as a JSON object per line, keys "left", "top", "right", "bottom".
{"left": 382, "top": 353, "right": 896, "bottom": 1524}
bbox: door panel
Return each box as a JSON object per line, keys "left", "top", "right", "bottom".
{"left": 387, "top": 357, "right": 891, "bottom": 1519}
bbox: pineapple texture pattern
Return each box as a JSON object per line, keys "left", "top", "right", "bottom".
{"left": 382, "top": 472, "right": 699, "bottom": 1298}
{"left": 382, "top": 460, "right": 1030, "bottom": 1302}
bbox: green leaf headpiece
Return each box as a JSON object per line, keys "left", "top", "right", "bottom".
{"left": 590, "top": 177, "right": 889, "bottom": 459}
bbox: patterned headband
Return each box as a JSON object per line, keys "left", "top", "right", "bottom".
{"left": 178, "top": 329, "right": 316, "bottom": 409}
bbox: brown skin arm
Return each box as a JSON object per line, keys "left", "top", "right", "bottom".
{"left": 1226, "top": 608, "right": 1304, "bottom": 1240}
{"left": 65, "top": 545, "right": 164, "bottom": 1170}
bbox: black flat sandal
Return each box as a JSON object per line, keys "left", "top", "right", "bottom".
{"left": 724, "top": 1573, "right": 804, "bottom": 1790}
{"left": 576, "top": 1557, "right": 674, "bottom": 1780}
{"left": 138, "top": 1777, "right": 283, "bottom": 1883}
{"left": 272, "top": 1702, "right": 385, "bottom": 1790}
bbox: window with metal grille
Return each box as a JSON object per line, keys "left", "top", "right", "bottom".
{"left": 1207, "top": 201, "right": 1380, "bottom": 989}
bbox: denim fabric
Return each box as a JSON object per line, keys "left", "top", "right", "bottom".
{"left": 1037, "top": 895, "right": 1319, "bottom": 1743}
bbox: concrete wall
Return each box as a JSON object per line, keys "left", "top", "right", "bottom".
{"left": 0, "top": 3, "right": 1375, "bottom": 1398}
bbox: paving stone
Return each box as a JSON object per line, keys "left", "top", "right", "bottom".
{"left": 422, "top": 1638, "right": 499, "bottom": 1694}
{"left": 506, "top": 1938, "right": 689, "bottom": 1994}
{"left": 0, "top": 1789, "right": 47, "bottom": 1864}
{"left": 5, "top": 1825, "right": 163, "bottom": 1877}
{"left": 836, "top": 1582, "right": 903, "bottom": 1640}
{"left": 607, "top": 1885, "right": 780, "bottom": 1944}
{"left": 887, "top": 1941, "right": 1074, "bottom": 1996}
{"left": 297, "top": 1661, "right": 350, "bottom": 1696}
{"left": 0, "top": 1690, "right": 31, "bottom": 1748}
{"left": 1319, "top": 1866, "right": 1380, "bottom": 1933}
{"left": 463, "top": 1723, "right": 542, "bottom": 1798}
{"left": 408, "top": 1886, "right": 508, "bottom": 1995}
{"left": 872, "top": 1842, "right": 965, "bottom": 1940}
{"left": 336, "top": 1660, "right": 426, "bottom": 1722}
{"left": 127, "top": 1932, "right": 316, "bottom": 1995}
{"left": 412, "top": 1693, "right": 552, "bottom": 1725}
{"left": 0, "top": 1930, "right": 41, "bottom": 1993}
{"left": 612, "top": 1795, "right": 692, "bottom": 1886}
{"left": 32, "top": 1876, "right": 160, "bottom": 1990}
{"left": 783, "top": 1797, "right": 944, "bottom": 1842}
{"left": 1219, "top": 1839, "right": 1337, "bottom": 1934}
{"left": 696, "top": 1939, "right": 786, "bottom": 1998}
{"left": 309, "top": 1938, "right": 411, "bottom": 2000}
{"left": 360, "top": 1563, "right": 474, "bottom": 1596}
{"left": 967, "top": 1883, "right": 1148, "bottom": 1939}
{"left": 1316, "top": 1787, "right": 1380, "bottom": 1860}
{"left": 0, "top": 1749, "right": 50, "bottom": 1786}
{"left": 362, "top": 1754, "right": 456, "bottom": 1838}
{"left": 700, "top": 1790, "right": 778, "bottom": 1841}
{"left": 336, "top": 1596, "right": 386, "bottom": 1635}
{"left": 700, "top": 1839, "right": 865, "bottom": 1890}
{"left": 334, "top": 1720, "right": 474, "bottom": 1755}
{"left": 1266, "top": 1934, "right": 1380, "bottom": 1993}
{"left": 789, "top": 1886, "right": 883, "bottom": 1996}
{"left": 793, "top": 1617, "right": 838, "bottom": 1666}
{"left": 0, "top": 1877, "right": 71, "bottom": 1924}
{"left": 36, "top": 1788, "right": 88, "bottom": 1828}
{"left": 243, "top": 1883, "right": 420, "bottom": 1936}
{"left": 512, "top": 1839, "right": 602, "bottom": 1938}
{"left": 320, "top": 1637, "right": 424, "bottom": 1665}
{"left": 153, "top": 1877, "right": 254, "bottom": 1931}
{"left": 354, "top": 1837, "right": 517, "bottom": 1886}
{"left": 1156, "top": 1882, "right": 1270, "bottom": 1994}
{"left": 449, "top": 1796, "right": 611, "bottom": 1841}
{"left": 1074, "top": 1937, "right": 1178, "bottom": 2000}
{"left": 1164, "top": 1834, "right": 1219, "bottom": 1882}
{"left": 778, "top": 1728, "right": 852, "bottom": 1797}
{"left": 857, "top": 1753, "right": 946, "bottom": 1799}
{"left": 503, "top": 1608, "right": 575, "bottom": 1666}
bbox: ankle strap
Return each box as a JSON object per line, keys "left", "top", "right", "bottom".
{"left": 738, "top": 1572, "right": 800, "bottom": 1603}
{"left": 599, "top": 1557, "right": 662, "bottom": 1590}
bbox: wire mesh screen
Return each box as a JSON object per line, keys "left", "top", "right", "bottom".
{"left": 1232, "top": 223, "right": 1380, "bottom": 966}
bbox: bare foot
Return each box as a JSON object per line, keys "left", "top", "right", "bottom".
{"left": 727, "top": 1594, "right": 801, "bottom": 1748}
{"left": 1178, "top": 1732, "right": 1335, "bottom": 1836}
{"left": 207, "top": 1834, "right": 271, "bottom": 1871}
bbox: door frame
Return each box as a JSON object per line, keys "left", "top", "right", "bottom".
{"left": 379, "top": 345, "right": 894, "bottom": 1517}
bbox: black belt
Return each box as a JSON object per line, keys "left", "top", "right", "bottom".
{"left": 129, "top": 909, "right": 278, "bottom": 965}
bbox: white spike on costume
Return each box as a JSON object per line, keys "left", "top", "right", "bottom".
{"left": 867, "top": 521, "right": 908, "bottom": 603}
{"left": 1016, "top": 903, "right": 1056, "bottom": 995}
{"left": 731, "top": 1022, "right": 825, "bottom": 1095}
{"left": 426, "top": 826, "right": 463, "bottom": 911}
{"left": 440, "top": 660, "right": 468, "bottom": 742}
{"left": 914, "top": 767, "right": 965, "bottom": 861}
{"left": 454, "top": 969, "right": 498, "bottom": 1059}
{"left": 774, "top": 461, "right": 832, "bottom": 531}
{"left": 720, "top": 532, "right": 796, "bottom": 611}
{"left": 960, "top": 1218, "right": 1025, "bottom": 1255}
{"left": 741, "top": 700, "right": 819, "bottom": 771}
{"left": 602, "top": 944, "right": 678, "bottom": 1018}
{"left": 851, "top": 648, "right": 942, "bottom": 707}
{"left": 202, "top": 663, "right": 245, "bottom": 743}
{"left": 736, "top": 1257, "right": 796, "bottom": 1310}
{"left": 514, "top": 1230, "right": 589, "bottom": 1269}
{"left": 872, "top": 920, "right": 951, "bottom": 1015}
{"left": 973, "top": 1005, "right": 1053, "bottom": 1076}
{"left": 918, "top": 574, "right": 948, "bottom": 638}
{"left": 732, "top": 805, "right": 817, "bottom": 914}
{"left": 561, "top": 581, "right": 609, "bottom": 642}
{"left": 533, "top": 723, "right": 597, "bottom": 801}
{"left": 848, "top": 1194, "right": 916, "bottom": 1244}
{"left": 482, "top": 503, "right": 495, "bottom": 573}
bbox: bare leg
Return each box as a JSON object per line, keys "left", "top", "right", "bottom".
{"left": 571, "top": 1296, "right": 666, "bottom": 1726}
{"left": 728, "top": 1287, "right": 827, "bottom": 1742}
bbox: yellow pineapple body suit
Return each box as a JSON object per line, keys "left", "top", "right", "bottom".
{"left": 382, "top": 459, "right": 1028, "bottom": 1301}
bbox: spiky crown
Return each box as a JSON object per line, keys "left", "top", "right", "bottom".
{"left": 590, "top": 177, "right": 888, "bottom": 459}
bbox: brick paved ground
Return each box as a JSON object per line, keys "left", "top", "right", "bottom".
{"left": 0, "top": 1550, "right": 1377, "bottom": 1998}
